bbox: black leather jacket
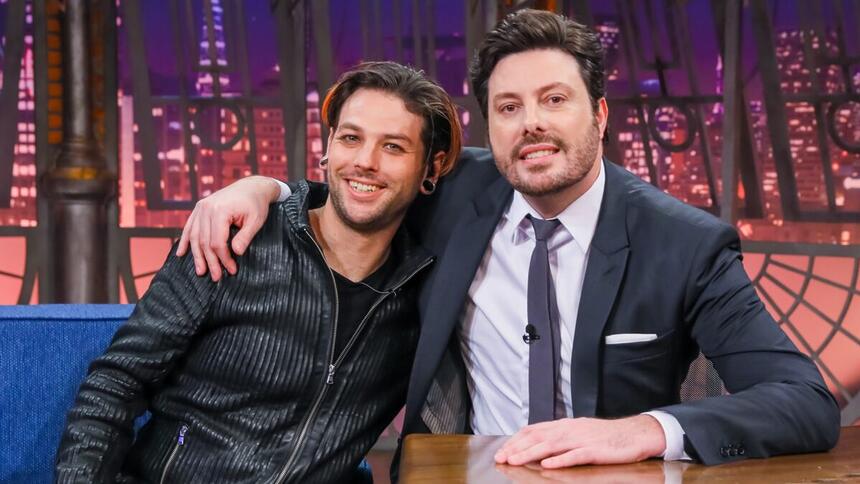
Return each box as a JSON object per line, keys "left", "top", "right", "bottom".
{"left": 55, "top": 181, "right": 433, "bottom": 484}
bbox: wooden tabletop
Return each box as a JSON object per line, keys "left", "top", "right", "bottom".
{"left": 400, "top": 426, "right": 860, "bottom": 483}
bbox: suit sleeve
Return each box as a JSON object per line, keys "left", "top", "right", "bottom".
{"left": 657, "top": 225, "right": 840, "bottom": 464}
{"left": 54, "top": 245, "right": 218, "bottom": 483}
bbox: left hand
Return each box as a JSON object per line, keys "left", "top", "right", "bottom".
{"left": 494, "top": 415, "right": 666, "bottom": 469}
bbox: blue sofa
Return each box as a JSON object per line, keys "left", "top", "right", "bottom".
{"left": 0, "top": 304, "right": 372, "bottom": 483}
{"left": 0, "top": 304, "right": 134, "bottom": 484}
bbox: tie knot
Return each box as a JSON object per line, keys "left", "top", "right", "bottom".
{"left": 528, "top": 215, "right": 561, "bottom": 242}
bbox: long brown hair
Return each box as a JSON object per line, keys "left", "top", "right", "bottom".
{"left": 321, "top": 61, "right": 463, "bottom": 178}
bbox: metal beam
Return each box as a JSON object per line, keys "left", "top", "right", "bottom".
{"left": 426, "top": 0, "right": 437, "bottom": 80}
{"left": 749, "top": 0, "right": 800, "bottom": 220}
{"left": 718, "top": 0, "right": 741, "bottom": 223}
{"left": 275, "top": 0, "right": 307, "bottom": 182}
{"left": 798, "top": 0, "right": 837, "bottom": 212}
{"left": 0, "top": 0, "right": 26, "bottom": 208}
{"left": 412, "top": 0, "right": 425, "bottom": 69}
{"left": 101, "top": 0, "right": 120, "bottom": 303}
{"left": 677, "top": 0, "right": 720, "bottom": 212}
{"left": 34, "top": 0, "right": 54, "bottom": 303}
{"left": 566, "top": 0, "right": 594, "bottom": 25}
{"left": 465, "top": 0, "right": 488, "bottom": 146}
{"left": 41, "top": 0, "right": 116, "bottom": 302}
{"left": 123, "top": 0, "right": 173, "bottom": 207}
{"left": 235, "top": 0, "right": 260, "bottom": 174}
{"left": 617, "top": 0, "right": 659, "bottom": 185}
{"left": 171, "top": 0, "right": 202, "bottom": 202}
{"left": 311, "top": 0, "right": 334, "bottom": 151}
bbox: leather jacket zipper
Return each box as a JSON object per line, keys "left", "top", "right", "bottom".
{"left": 159, "top": 424, "right": 188, "bottom": 484}
{"left": 272, "top": 229, "right": 432, "bottom": 484}
{"left": 326, "top": 257, "right": 434, "bottom": 386}
{"left": 271, "top": 229, "right": 340, "bottom": 484}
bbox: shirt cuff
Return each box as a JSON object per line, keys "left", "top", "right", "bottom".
{"left": 642, "top": 410, "right": 692, "bottom": 461}
{"left": 275, "top": 179, "right": 292, "bottom": 202}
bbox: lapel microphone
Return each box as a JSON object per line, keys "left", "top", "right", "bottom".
{"left": 522, "top": 324, "right": 540, "bottom": 344}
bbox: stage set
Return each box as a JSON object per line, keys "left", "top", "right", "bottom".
{"left": 0, "top": 1, "right": 858, "bottom": 482}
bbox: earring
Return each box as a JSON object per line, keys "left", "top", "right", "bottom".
{"left": 319, "top": 155, "right": 328, "bottom": 167}
{"left": 421, "top": 179, "right": 436, "bottom": 194}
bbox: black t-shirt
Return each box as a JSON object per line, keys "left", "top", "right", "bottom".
{"left": 332, "top": 253, "right": 398, "bottom": 357}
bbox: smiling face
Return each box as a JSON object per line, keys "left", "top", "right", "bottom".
{"left": 487, "top": 49, "right": 607, "bottom": 210}
{"left": 325, "top": 88, "right": 429, "bottom": 233}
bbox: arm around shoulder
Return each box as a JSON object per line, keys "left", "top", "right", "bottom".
{"left": 176, "top": 175, "right": 282, "bottom": 281}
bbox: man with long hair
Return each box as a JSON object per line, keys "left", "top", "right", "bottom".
{"left": 55, "top": 61, "right": 462, "bottom": 483}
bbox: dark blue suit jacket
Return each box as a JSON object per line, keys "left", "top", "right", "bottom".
{"left": 400, "top": 147, "right": 839, "bottom": 465}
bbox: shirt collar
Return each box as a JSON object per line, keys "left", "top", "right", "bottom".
{"left": 501, "top": 159, "right": 606, "bottom": 253}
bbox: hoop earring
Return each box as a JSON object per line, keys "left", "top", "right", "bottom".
{"left": 319, "top": 155, "right": 328, "bottom": 167}
{"left": 421, "top": 179, "right": 436, "bottom": 194}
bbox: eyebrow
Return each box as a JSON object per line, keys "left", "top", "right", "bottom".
{"left": 338, "top": 122, "right": 416, "bottom": 145}
{"left": 491, "top": 82, "right": 574, "bottom": 103}
{"left": 537, "top": 82, "right": 573, "bottom": 95}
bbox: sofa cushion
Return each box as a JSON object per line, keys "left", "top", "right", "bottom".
{"left": 0, "top": 304, "right": 133, "bottom": 484}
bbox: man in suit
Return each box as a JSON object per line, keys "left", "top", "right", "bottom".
{"left": 176, "top": 9, "right": 839, "bottom": 468}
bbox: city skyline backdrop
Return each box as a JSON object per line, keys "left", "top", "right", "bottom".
{"left": 0, "top": 0, "right": 857, "bottom": 244}
{"left": 0, "top": 0, "right": 857, "bottom": 430}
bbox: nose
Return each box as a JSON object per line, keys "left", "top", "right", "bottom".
{"left": 523, "top": 103, "right": 547, "bottom": 135}
{"left": 353, "top": 144, "right": 379, "bottom": 172}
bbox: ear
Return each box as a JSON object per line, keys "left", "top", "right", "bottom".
{"left": 596, "top": 97, "right": 609, "bottom": 139}
{"left": 420, "top": 151, "right": 445, "bottom": 195}
{"left": 426, "top": 151, "right": 445, "bottom": 182}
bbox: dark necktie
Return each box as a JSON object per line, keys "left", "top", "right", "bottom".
{"left": 526, "top": 215, "right": 562, "bottom": 424}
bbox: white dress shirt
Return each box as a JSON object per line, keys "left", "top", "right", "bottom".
{"left": 455, "top": 163, "right": 688, "bottom": 460}
{"left": 459, "top": 163, "right": 604, "bottom": 435}
{"left": 275, "top": 168, "right": 687, "bottom": 460}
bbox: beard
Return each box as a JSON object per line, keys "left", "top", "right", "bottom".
{"left": 495, "top": 118, "right": 601, "bottom": 197}
{"left": 327, "top": 172, "right": 416, "bottom": 234}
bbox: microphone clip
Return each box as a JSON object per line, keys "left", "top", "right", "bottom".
{"left": 522, "top": 324, "right": 540, "bottom": 344}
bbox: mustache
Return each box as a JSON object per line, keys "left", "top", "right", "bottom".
{"left": 510, "top": 133, "right": 569, "bottom": 160}
{"left": 338, "top": 169, "right": 385, "bottom": 184}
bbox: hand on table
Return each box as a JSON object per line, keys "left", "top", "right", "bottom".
{"left": 494, "top": 415, "right": 666, "bottom": 469}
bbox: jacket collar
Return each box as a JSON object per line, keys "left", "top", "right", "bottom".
{"left": 592, "top": 159, "right": 631, "bottom": 255}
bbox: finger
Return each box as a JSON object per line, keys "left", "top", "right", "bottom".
{"left": 177, "top": 209, "right": 195, "bottom": 256}
{"left": 187, "top": 213, "right": 206, "bottom": 276}
{"left": 231, "top": 213, "right": 261, "bottom": 256}
{"left": 494, "top": 436, "right": 519, "bottom": 463}
{"left": 210, "top": 213, "right": 236, "bottom": 275}
{"left": 507, "top": 441, "right": 563, "bottom": 466}
{"left": 495, "top": 425, "right": 545, "bottom": 463}
{"left": 496, "top": 433, "right": 540, "bottom": 464}
{"left": 199, "top": 212, "right": 223, "bottom": 282}
{"left": 540, "top": 448, "right": 594, "bottom": 469}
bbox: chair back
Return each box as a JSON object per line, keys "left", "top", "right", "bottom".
{"left": 0, "top": 304, "right": 133, "bottom": 484}
{"left": 680, "top": 352, "right": 727, "bottom": 402}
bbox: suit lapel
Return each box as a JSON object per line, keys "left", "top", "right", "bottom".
{"left": 404, "top": 176, "right": 513, "bottom": 430}
{"left": 571, "top": 160, "right": 631, "bottom": 417}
